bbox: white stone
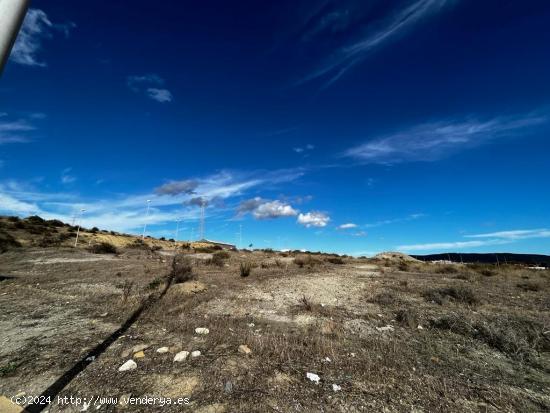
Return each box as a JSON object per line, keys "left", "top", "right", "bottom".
{"left": 376, "top": 325, "right": 394, "bottom": 332}
{"left": 156, "top": 347, "right": 169, "bottom": 354}
{"left": 332, "top": 384, "right": 342, "bottom": 392}
{"left": 195, "top": 327, "right": 210, "bottom": 335}
{"left": 191, "top": 350, "right": 201, "bottom": 358}
{"left": 173, "top": 351, "right": 190, "bottom": 362}
{"left": 417, "top": 325, "right": 424, "bottom": 330}
{"left": 238, "top": 344, "right": 252, "bottom": 354}
{"left": 118, "top": 360, "right": 137, "bottom": 372}
{"left": 306, "top": 372, "right": 320, "bottom": 384}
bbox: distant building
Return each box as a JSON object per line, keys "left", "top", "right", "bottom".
{"left": 200, "top": 239, "right": 237, "bottom": 251}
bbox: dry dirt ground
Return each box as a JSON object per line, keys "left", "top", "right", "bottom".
{"left": 1, "top": 241, "right": 550, "bottom": 411}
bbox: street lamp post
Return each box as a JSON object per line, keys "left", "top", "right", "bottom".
{"left": 142, "top": 199, "right": 151, "bottom": 240}
{"left": 74, "top": 208, "right": 86, "bottom": 247}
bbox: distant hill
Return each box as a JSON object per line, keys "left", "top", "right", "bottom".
{"left": 412, "top": 252, "right": 550, "bottom": 267}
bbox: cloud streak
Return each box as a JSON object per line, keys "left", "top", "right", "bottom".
{"left": 398, "top": 228, "right": 550, "bottom": 252}
{"left": 345, "top": 111, "right": 548, "bottom": 164}
{"left": 0, "top": 114, "right": 41, "bottom": 145}
{"left": 10, "top": 9, "right": 75, "bottom": 67}
{"left": 300, "top": 0, "right": 451, "bottom": 86}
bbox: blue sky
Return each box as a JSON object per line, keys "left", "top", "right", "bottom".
{"left": 1, "top": 0, "right": 550, "bottom": 255}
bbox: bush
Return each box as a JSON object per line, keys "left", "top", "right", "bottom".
{"left": 151, "top": 245, "right": 162, "bottom": 252}
{"left": 0, "top": 231, "right": 21, "bottom": 253}
{"left": 90, "top": 227, "right": 99, "bottom": 233}
{"left": 47, "top": 219, "right": 65, "bottom": 228}
{"left": 128, "top": 238, "right": 149, "bottom": 249}
{"left": 294, "top": 255, "right": 322, "bottom": 268}
{"left": 7, "top": 216, "right": 20, "bottom": 223}
{"left": 89, "top": 242, "right": 118, "bottom": 254}
{"left": 26, "top": 215, "right": 45, "bottom": 225}
{"left": 517, "top": 282, "right": 541, "bottom": 292}
{"left": 424, "top": 286, "right": 479, "bottom": 306}
{"left": 195, "top": 245, "right": 223, "bottom": 253}
{"left": 398, "top": 261, "right": 410, "bottom": 271}
{"left": 147, "top": 276, "right": 164, "bottom": 290}
{"left": 395, "top": 308, "right": 418, "bottom": 328}
{"left": 326, "top": 257, "right": 345, "bottom": 265}
{"left": 171, "top": 254, "right": 194, "bottom": 283}
{"left": 437, "top": 264, "right": 459, "bottom": 274}
{"left": 240, "top": 261, "right": 252, "bottom": 277}
{"left": 372, "top": 291, "right": 399, "bottom": 306}
{"left": 210, "top": 250, "right": 230, "bottom": 266}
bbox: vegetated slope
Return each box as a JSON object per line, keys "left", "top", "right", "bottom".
{"left": 412, "top": 252, "right": 550, "bottom": 267}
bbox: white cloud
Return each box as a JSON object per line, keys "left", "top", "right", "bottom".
{"left": 338, "top": 223, "right": 357, "bottom": 229}
{"left": 345, "top": 112, "right": 548, "bottom": 164}
{"left": 301, "top": 0, "right": 451, "bottom": 86}
{"left": 0, "top": 168, "right": 305, "bottom": 234}
{"left": 238, "top": 197, "right": 298, "bottom": 219}
{"left": 146, "top": 88, "right": 173, "bottom": 103}
{"left": 298, "top": 211, "right": 330, "bottom": 228}
{"left": 253, "top": 200, "right": 298, "bottom": 219}
{"left": 127, "top": 74, "right": 173, "bottom": 103}
{"left": 10, "top": 9, "right": 74, "bottom": 67}
{"left": 0, "top": 192, "right": 41, "bottom": 216}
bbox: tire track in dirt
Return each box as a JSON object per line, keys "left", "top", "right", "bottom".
{"left": 24, "top": 275, "right": 177, "bottom": 413}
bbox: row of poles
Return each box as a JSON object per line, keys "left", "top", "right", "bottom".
{"left": 73, "top": 199, "right": 211, "bottom": 247}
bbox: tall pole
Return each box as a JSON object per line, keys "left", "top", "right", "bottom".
{"left": 74, "top": 208, "right": 86, "bottom": 247}
{"left": 0, "top": 0, "right": 30, "bottom": 74}
{"left": 199, "top": 199, "right": 205, "bottom": 240}
{"left": 142, "top": 199, "right": 151, "bottom": 240}
{"left": 239, "top": 224, "right": 243, "bottom": 250}
{"left": 174, "top": 218, "right": 180, "bottom": 248}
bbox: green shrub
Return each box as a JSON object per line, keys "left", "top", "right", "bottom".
{"left": 326, "top": 257, "right": 345, "bottom": 265}
{"left": 147, "top": 276, "right": 164, "bottom": 290}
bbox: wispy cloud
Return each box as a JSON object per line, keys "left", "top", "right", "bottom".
{"left": 127, "top": 74, "right": 173, "bottom": 103}
{"left": 0, "top": 168, "right": 305, "bottom": 233}
{"left": 0, "top": 113, "right": 40, "bottom": 145}
{"left": 155, "top": 180, "right": 198, "bottom": 196}
{"left": 344, "top": 111, "right": 548, "bottom": 164}
{"left": 338, "top": 223, "right": 357, "bottom": 229}
{"left": 300, "top": 0, "right": 452, "bottom": 86}
{"left": 398, "top": 228, "right": 550, "bottom": 252}
{"left": 10, "top": 9, "right": 75, "bottom": 67}
{"left": 293, "top": 144, "right": 315, "bottom": 154}
{"left": 364, "top": 213, "right": 426, "bottom": 228}
{"left": 60, "top": 168, "right": 76, "bottom": 184}
{"left": 466, "top": 229, "right": 550, "bottom": 240}
{"left": 297, "top": 211, "right": 330, "bottom": 228}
